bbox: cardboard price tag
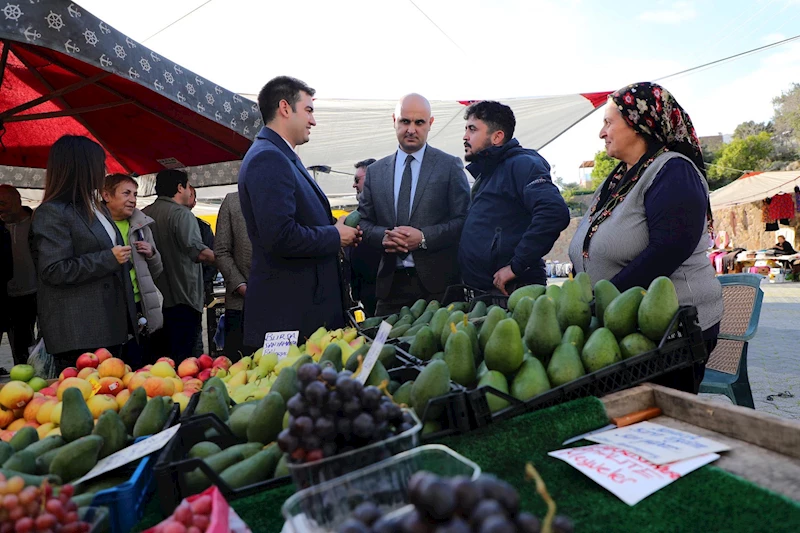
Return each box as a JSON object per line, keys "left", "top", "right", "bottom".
{"left": 356, "top": 321, "right": 392, "bottom": 385}
{"left": 263, "top": 330, "right": 299, "bottom": 360}
{"left": 586, "top": 421, "right": 730, "bottom": 465}
{"left": 73, "top": 424, "right": 182, "bottom": 486}
{"left": 549, "top": 444, "right": 719, "bottom": 506}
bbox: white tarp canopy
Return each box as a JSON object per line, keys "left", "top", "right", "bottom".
{"left": 710, "top": 171, "right": 800, "bottom": 209}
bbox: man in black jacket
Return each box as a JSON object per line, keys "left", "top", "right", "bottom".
{"left": 348, "top": 158, "right": 381, "bottom": 316}
{"left": 458, "top": 101, "right": 570, "bottom": 294}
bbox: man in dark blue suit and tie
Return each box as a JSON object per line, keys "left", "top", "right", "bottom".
{"left": 238, "top": 76, "right": 360, "bottom": 348}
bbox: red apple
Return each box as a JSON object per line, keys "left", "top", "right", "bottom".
{"left": 211, "top": 356, "right": 232, "bottom": 372}
{"left": 38, "top": 387, "right": 57, "bottom": 397}
{"left": 177, "top": 358, "right": 200, "bottom": 378}
{"left": 59, "top": 367, "right": 78, "bottom": 380}
{"left": 197, "top": 369, "right": 212, "bottom": 382}
{"left": 197, "top": 354, "right": 213, "bottom": 371}
{"left": 156, "top": 357, "right": 176, "bottom": 368}
{"left": 76, "top": 352, "right": 99, "bottom": 371}
{"left": 94, "top": 348, "right": 113, "bottom": 363}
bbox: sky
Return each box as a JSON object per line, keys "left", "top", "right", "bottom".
{"left": 74, "top": 0, "right": 800, "bottom": 186}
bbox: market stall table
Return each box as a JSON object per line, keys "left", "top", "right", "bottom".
{"left": 132, "top": 383, "right": 800, "bottom": 532}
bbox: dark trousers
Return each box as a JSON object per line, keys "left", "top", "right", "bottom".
{"left": 52, "top": 344, "right": 124, "bottom": 376}
{"left": 161, "top": 304, "right": 202, "bottom": 364}
{"left": 375, "top": 268, "right": 444, "bottom": 316}
{"left": 223, "top": 309, "right": 254, "bottom": 361}
{"left": 4, "top": 293, "right": 37, "bottom": 366}
{"left": 355, "top": 282, "right": 378, "bottom": 317}
{"left": 652, "top": 322, "right": 720, "bottom": 394}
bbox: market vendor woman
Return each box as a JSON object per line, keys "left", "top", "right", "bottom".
{"left": 568, "top": 82, "right": 722, "bottom": 393}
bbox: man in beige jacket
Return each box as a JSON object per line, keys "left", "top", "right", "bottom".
{"left": 214, "top": 192, "right": 253, "bottom": 360}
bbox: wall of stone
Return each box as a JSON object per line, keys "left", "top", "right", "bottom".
{"left": 544, "top": 217, "right": 581, "bottom": 263}
{"left": 712, "top": 202, "right": 798, "bottom": 251}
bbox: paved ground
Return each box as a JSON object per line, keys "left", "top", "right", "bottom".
{"left": 2, "top": 280, "right": 797, "bottom": 419}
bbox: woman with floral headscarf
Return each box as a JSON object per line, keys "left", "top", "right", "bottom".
{"left": 568, "top": 83, "right": 722, "bottom": 394}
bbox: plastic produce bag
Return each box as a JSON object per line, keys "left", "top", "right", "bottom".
{"left": 145, "top": 486, "right": 252, "bottom": 533}
{"left": 26, "top": 337, "right": 57, "bottom": 379}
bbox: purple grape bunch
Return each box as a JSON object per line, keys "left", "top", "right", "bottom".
{"left": 277, "top": 363, "right": 415, "bottom": 463}
{"left": 337, "top": 472, "right": 575, "bottom": 533}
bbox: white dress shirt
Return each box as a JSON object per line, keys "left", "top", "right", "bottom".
{"left": 393, "top": 144, "right": 426, "bottom": 268}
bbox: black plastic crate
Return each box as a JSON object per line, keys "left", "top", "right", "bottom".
{"left": 466, "top": 306, "right": 706, "bottom": 427}
{"left": 153, "top": 413, "right": 291, "bottom": 516}
{"left": 442, "top": 284, "right": 509, "bottom": 310}
{"left": 386, "top": 366, "right": 470, "bottom": 441}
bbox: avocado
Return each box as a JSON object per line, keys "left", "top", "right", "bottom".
{"left": 119, "top": 387, "right": 148, "bottom": 435}
{"left": 479, "top": 306, "right": 508, "bottom": 352}
{"left": 247, "top": 392, "right": 285, "bottom": 444}
{"left": 561, "top": 325, "right": 586, "bottom": 354}
{"left": 581, "top": 327, "right": 622, "bottom": 373}
{"left": 468, "top": 300, "right": 488, "bottom": 319}
{"left": 319, "top": 344, "right": 343, "bottom": 372}
{"left": 508, "top": 284, "right": 546, "bottom": 312}
{"left": 49, "top": 435, "right": 104, "bottom": 483}
{"left": 412, "top": 310, "right": 434, "bottom": 328}
{"left": 270, "top": 367, "right": 299, "bottom": 403}
{"left": 511, "top": 296, "right": 535, "bottom": 333}
{"left": 9, "top": 426, "right": 39, "bottom": 452}
{"left": 343, "top": 210, "right": 361, "bottom": 228}
{"left": 484, "top": 318, "right": 524, "bottom": 375}
{"left": 593, "top": 279, "right": 621, "bottom": 326}
{"left": 410, "top": 360, "right": 451, "bottom": 421}
{"left": 228, "top": 402, "right": 258, "bottom": 440}
{"left": 393, "top": 381, "right": 414, "bottom": 406}
{"left": 444, "top": 327, "right": 477, "bottom": 386}
{"left": 219, "top": 444, "right": 282, "bottom": 489}
{"left": 429, "top": 307, "right": 452, "bottom": 347}
{"left": 3, "top": 450, "right": 37, "bottom": 474}
{"left": 524, "top": 296, "right": 562, "bottom": 365}
{"left": 202, "top": 376, "right": 232, "bottom": 406}
{"left": 574, "top": 272, "right": 593, "bottom": 303}
{"left": 409, "top": 299, "right": 427, "bottom": 319}
{"left": 188, "top": 441, "right": 222, "bottom": 459}
{"left": 440, "top": 311, "right": 466, "bottom": 349}
{"left": 23, "top": 436, "right": 65, "bottom": 459}
{"left": 133, "top": 396, "right": 170, "bottom": 438}
{"left": 619, "top": 333, "right": 657, "bottom": 359}
{"left": 604, "top": 286, "right": 647, "bottom": 340}
{"left": 478, "top": 371, "right": 510, "bottom": 413}
{"left": 557, "top": 280, "right": 592, "bottom": 333}
{"left": 639, "top": 276, "right": 680, "bottom": 341}
{"left": 511, "top": 357, "right": 551, "bottom": 402}
{"left": 547, "top": 342, "right": 586, "bottom": 387}
{"left": 92, "top": 410, "right": 128, "bottom": 459}
{"left": 60, "top": 389, "right": 93, "bottom": 443}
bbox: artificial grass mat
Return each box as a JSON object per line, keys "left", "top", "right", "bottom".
{"left": 134, "top": 396, "right": 800, "bottom": 532}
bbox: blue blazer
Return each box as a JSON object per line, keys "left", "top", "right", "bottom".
{"left": 238, "top": 127, "right": 344, "bottom": 346}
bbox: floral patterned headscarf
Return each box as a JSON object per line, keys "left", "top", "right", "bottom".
{"left": 582, "top": 82, "right": 713, "bottom": 259}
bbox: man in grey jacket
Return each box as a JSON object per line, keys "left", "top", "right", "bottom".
{"left": 214, "top": 192, "right": 253, "bottom": 360}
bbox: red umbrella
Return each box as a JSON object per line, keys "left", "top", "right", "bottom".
{"left": 0, "top": 1, "right": 258, "bottom": 177}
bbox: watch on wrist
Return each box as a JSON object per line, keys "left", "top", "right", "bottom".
{"left": 419, "top": 231, "right": 428, "bottom": 250}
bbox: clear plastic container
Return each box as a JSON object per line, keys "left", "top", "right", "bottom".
{"left": 282, "top": 444, "right": 481, "bottom": 533}
{"left": 287, "top": 409, "right": 423, "bottom": 490}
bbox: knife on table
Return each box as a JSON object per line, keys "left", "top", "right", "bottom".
{"left": 561, "top": 407, "right": 662, "bottom": 445}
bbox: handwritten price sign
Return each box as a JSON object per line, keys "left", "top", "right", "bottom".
{"left": 549, "top": 444, "right": 719, "bottom": 505}
{"left": 263, "top": 330, "right": 299, "bottom": 360}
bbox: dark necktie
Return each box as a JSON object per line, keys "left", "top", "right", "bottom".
{"left": 396, "top": 155, "right": 414, "bottom": 227}
{"left": 396, "top": 155, "right": 414, "bottom": 260}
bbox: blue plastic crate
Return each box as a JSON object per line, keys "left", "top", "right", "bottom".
{"left": 86, "top": 402, "right": 180, "bottom": 533}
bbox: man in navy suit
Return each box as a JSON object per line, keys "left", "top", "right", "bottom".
{"left": 238, "top": 76, "right": 360, "bottom": 348}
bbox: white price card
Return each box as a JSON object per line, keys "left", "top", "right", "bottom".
{"left": 263, "top": 330, "right": 299, "bottom": 360}
{"left": 549, "top": 444, "right": 719, "bottom": 506}
{"left": 73, "top": 424, "right": 182, "bottom": 486}
{"left": 357, "top": 321, "right": 392, "bottom": 385}
{"left": 586, "top": 421, "right": 731, "bottom": 465}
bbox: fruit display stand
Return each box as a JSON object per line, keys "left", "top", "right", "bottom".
{"left": 134, "top": 390, "right": 800, "bottom": 532}
{"left": 467, "top": 306, "right": 706, "bottom": 427}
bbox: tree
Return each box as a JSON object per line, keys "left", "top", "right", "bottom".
{"left": 733, "top": 120, "right": 773, "bottom": 140}
{"left": 706, "top": 131, "right": 774, "bottom": 189}
{"left": 773, "top": 83, "right": 800, "bottom": 144}
{"left": 590, "top": 150, "right": 618, "bottom": 189}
